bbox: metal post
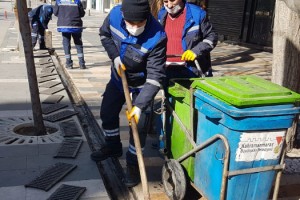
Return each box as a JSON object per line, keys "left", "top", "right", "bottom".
{"left": 17, "top": 0, "right": 46, "bottom": 136}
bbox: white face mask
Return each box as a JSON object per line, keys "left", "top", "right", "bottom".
{"left": 126, "top": 23, "right": 146, "bottom": 36}
{"left": 164, "top": 4, "right": 183, "bottom": 15}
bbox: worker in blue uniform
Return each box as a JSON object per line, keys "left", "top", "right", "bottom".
{"left": 53, "top": 0, "right": 86, "bottom": 69}
{"left": 28, "top": 4, "right": 53, "bottom": 50}
{"left": 90, "top": 0, "right": 167, "bottom": 188}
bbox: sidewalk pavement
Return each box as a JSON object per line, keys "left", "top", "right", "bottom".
{"left": 0, "top": 1, "right": 300, "bottom": 199}
{"left": 0, "top": 2, "right": 109, "bottom": 200}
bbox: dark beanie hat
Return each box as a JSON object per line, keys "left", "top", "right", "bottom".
{"left": 122, "top": 0, "right": 150, "bottom": 21}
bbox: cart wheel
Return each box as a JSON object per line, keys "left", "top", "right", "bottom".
{"left": 162, "top": 159, "right": 186, "bottom": 200}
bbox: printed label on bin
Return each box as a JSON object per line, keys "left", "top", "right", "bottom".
{"left": 235, "top": 130, "right": 285, "bottom": 162}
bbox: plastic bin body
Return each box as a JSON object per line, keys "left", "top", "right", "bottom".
{"left": 167, "top": 79, "right": 196, "bottom": 180}
{"left": 193, "top": 90, "right": 300, "bottom": 200}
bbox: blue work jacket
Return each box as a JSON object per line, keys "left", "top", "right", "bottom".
{"left": 28, "top": 4, "right": 53, "bottom": 29}
{"left": 158, "top": 2, "right": 218, "bottom": 74}
{"left": 100, "top": 5, "right": 167, "bottom": 110}
{"left": 53, "top": 0, "right": 85, "bottom": 33}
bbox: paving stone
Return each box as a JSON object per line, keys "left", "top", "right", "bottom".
{"left": 40, "top": 87, "right": 64, "bottom": 95}
{"left": 39, "top": 81, "right": 61, "bottom": 88}
{"left": 42, "top": 95, "right": 64, "bottom": 104}
{"left": 38, "top": 76, "right": 56, "bottom": 83}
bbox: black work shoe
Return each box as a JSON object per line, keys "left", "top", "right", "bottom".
{"left": 80, "top": 64, "right": 86, "bottom": 69}
{"left": 90, "top": 142, "right": 122, "bottom": 161}
{"left": 124, "top": 164, "right": 140, "bottom": 187}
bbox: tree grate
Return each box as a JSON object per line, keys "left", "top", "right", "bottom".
{"left": 40, "top": 87, "right": 64, "bottom": 95}
{"left": 60, "top": 120, "right": 82, "bottom": 137}
{"left": 44, "top": 110, "right": 78, "bottom": 122}
{"left": 25, "top": 162, "right": 77, "bottom": 191}
{"left": 47, "top": 184, "right": 86, "bottom": 200}
{"left": 42, "top": 104, "right": 68, "bottom": 114}
{"left": 54, "top": 139, "right": 83, "bottom": 158}
{"left": 39, "top": 81, "right": 61, "bottom": 88}
{"left": 38, "top": 72, "right": 57, "bottom": 78}
{"left": 38, "top": 76, "right": 56, "bottom": 83}
{"left": 43, "top": 95, "right": 64, "bottom": 104}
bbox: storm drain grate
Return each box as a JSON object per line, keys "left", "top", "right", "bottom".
{"left": 43, "top": 95, "right": 64, "bottom": 104}
{"left": 40, "top": 87, "right": 64, "bottom": 95}
{"left": 44, "top": 110, "right": 78, "bottom": 122}
{"left": 42, "top": 104, "right": 68, "bottom": 114}
{"left": 25, "top": 162, "right": 77, "bottom": 191}
{"left": 60, "top": 120, "right": 82, "bottom": 137}
{"left": 38, "top": 76, "right": 56, "bottom": 83}
{"left": 54, "top": 139, "right": 83, "bottom": 158}
{"left": 38, "top": 72, "right": 57, "bottom": 78}
{"left": 40, "top": 81, "right": 61, "bottom": 88}
{"left": 47, "top": 184, "right": 86, "bottom": 200}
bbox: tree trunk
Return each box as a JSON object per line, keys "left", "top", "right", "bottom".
{"left": 272, "top": 1, "right": 300, "bottom": 91}
{"left": 272, "top": 1, "right": 300, "bottom": 151}
{"left": 17, "top": 0, "right": 46, "bottom": 135}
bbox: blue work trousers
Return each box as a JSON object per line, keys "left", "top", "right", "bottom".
{"left": 62, "top": 32, "right": 85, "bottom": 65}
{"left": 100, "top": 79, "right": 149, "bottom": 166}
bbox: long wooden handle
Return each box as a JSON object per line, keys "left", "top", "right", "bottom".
{"left": 120, "top": 66, "right": 150, "bottom": 200}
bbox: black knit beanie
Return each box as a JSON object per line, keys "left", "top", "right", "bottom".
{"left": 122, "top": 0, "right": 150, "bottom": 21}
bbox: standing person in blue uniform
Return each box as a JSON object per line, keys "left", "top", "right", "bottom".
{"left": 153, "top": 0, "right": 218, "bottom": 154}
{"left": 158, "top": 0, "right": 218, "bottom": 80}
{"left": 90, "top": 0, "right": 167, "bottom": 187}
{"left": 28, "top": 4, "right": 53, "bottom": 50}
{"left": 53, "top": 0, "right": 86, "bottom": 69}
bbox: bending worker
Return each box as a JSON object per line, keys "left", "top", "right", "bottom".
{"left": 90, "top": 0, "right": 167, "bottom": 188}
{"left": 28, "top": 4, "right": 53, "bottom": 50}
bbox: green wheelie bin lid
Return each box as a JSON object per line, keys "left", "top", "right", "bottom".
{"left": 191, "top": 75, "right": 300, "bottom": 107}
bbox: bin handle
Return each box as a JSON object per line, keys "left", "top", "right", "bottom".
{"left": 200, "top": 104, "right": 223, "bottom": 119}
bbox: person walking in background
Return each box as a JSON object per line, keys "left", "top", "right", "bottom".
{"left": 53, "top": 0, "right": 86, "bottom": 69}
{"left": 90, "top": 0, "right": 167, "bottom": 188}
{"left": 28, "top": 4, "right": 53, "bottom": 50}
{"left": 158, "top": 0, "right": 218, "bottom": 80}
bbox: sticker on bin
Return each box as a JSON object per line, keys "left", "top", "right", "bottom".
{"left": 235, "top": 130, "right": 285, "bottom": 162}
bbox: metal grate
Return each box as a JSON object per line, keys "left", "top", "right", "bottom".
{"left": 60, "top": 120, "right": 82, "bottom": 137}
{"left": 44, "top": 110, "right": 78, "bottom": 122}
{"left": 40, "top": 81, "right": 61, "bottom": 88}
{"left": 38, "top": 76, "right": 56, "bottom": 83}
{"left": 47, "top": 184, "right": 86, "bottom": 200}
{"left": 40, "top": 87, "right": 64, "bottom": 95}
{"left": 54, "top": 139, "right": 83, "bottom": 158}
{"left": 42, "top": 104, "right": 68, "bottom": 114}
{"left": 25, "top": 162, "right": 77, "bottom": 191}
{"left": 43, "top": 95, "right": 64, "bottom": 104}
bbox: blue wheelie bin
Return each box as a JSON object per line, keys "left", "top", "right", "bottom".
{"left": 191, "top": 75, "right": 300, "bottom": 200}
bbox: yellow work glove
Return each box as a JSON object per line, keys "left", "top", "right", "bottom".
{"left": 113, "top": 56, "right": 126, "bottom": 76}
{"left": 126, "top": 106, "right": 142, "bottom": 124}
{"left": 181, "top": 50, "right": 197, "bottom": 61}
